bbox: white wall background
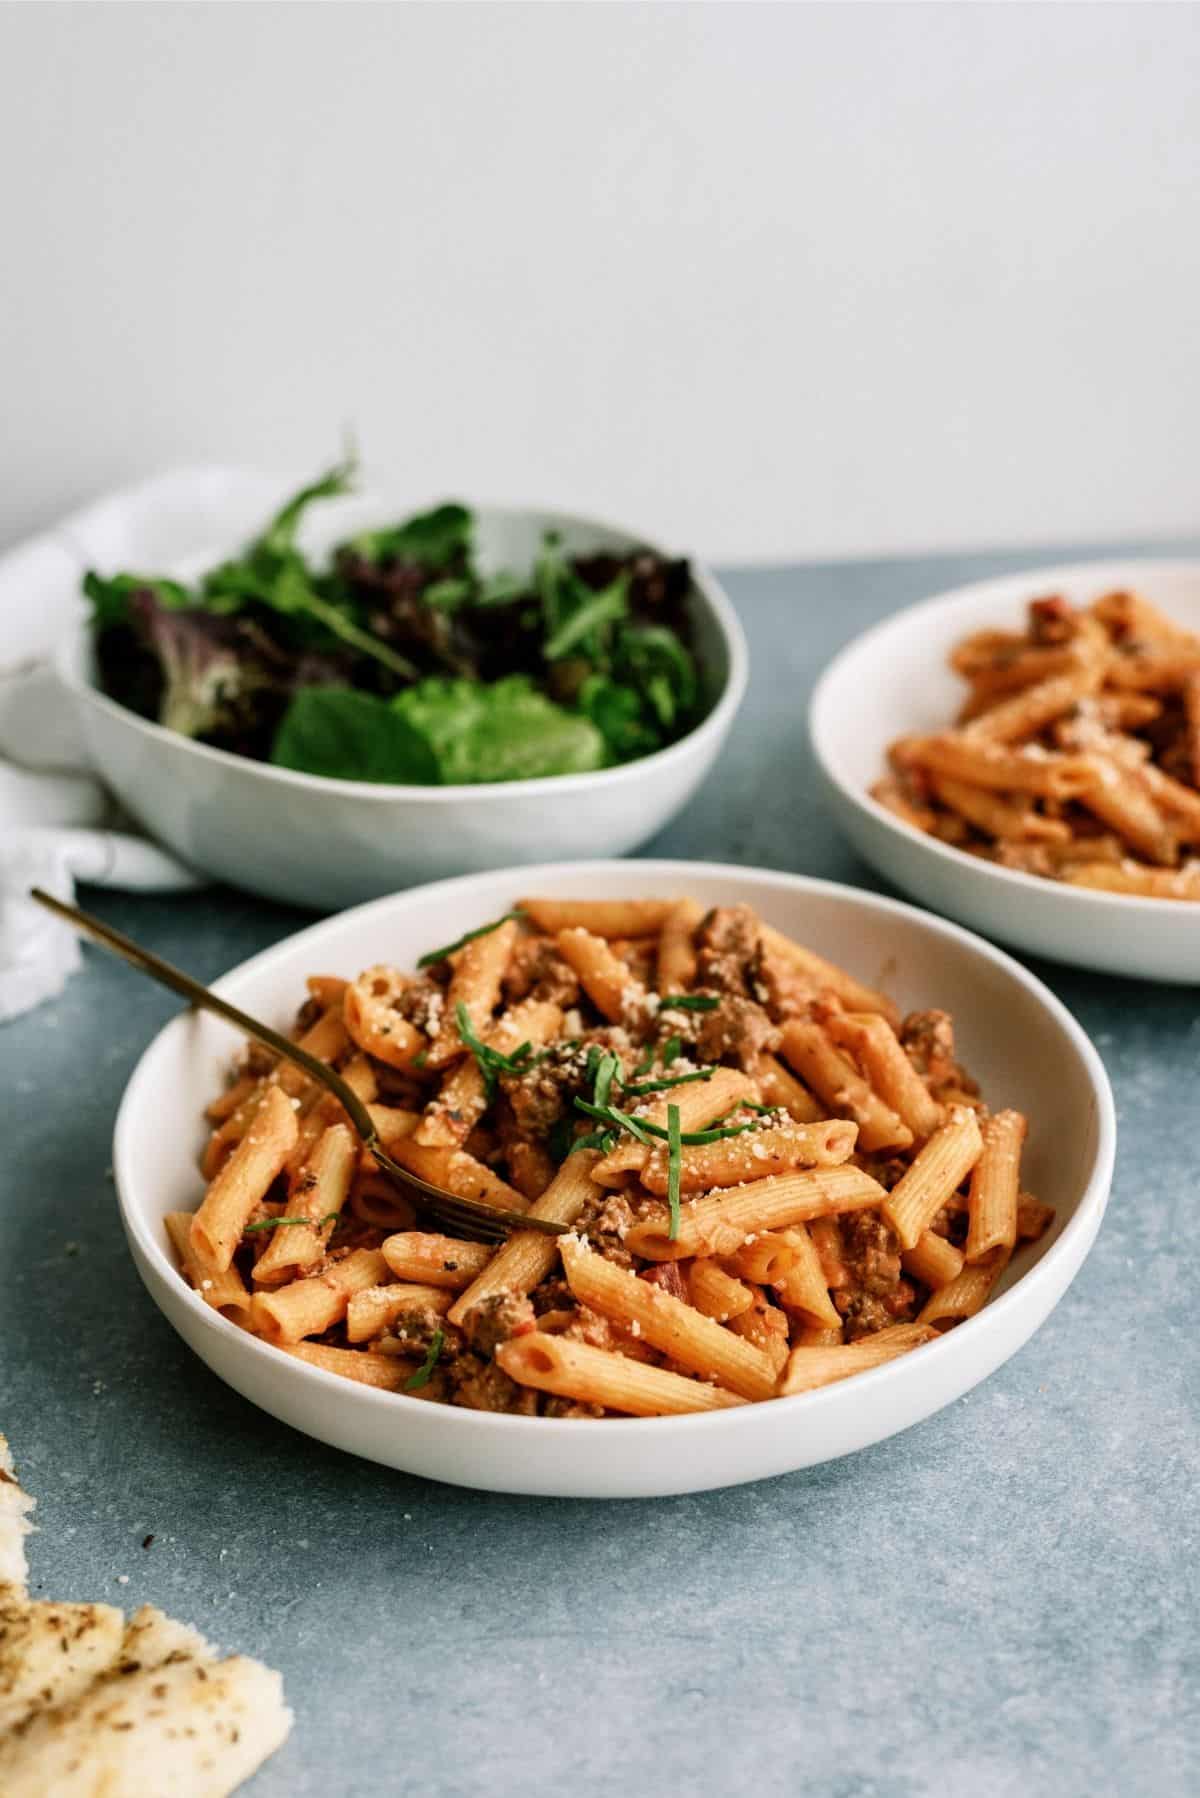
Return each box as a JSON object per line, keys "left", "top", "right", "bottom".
{"left": 3, "top": 2, "right": 1200, "bottom": 565}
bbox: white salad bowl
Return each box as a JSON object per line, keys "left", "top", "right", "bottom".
{"left": 55, "top": 504, "right": 748, "bottom": 911}
{"left": 810, "top": 560, "right": 1200, "bottom": 983}
{"left": 113, "top": 859, "right": 1115, "bottom": 1499}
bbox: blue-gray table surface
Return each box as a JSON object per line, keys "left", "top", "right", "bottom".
{"left": 2, "top": 541, "right": 1197, "bottom": 1798}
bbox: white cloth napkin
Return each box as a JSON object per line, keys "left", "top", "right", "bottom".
{"left": 0, "top": 468, "right": 292, "bottom": 1019}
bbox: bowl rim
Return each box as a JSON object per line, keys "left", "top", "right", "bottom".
{"left": 112, "top": 858, "right": 1117, "bottom": 1445}
{"left": 55, "top": 500, "right": 750, "bottom": 804}
{"left": 810, "top": 555, "right": 1200, "bottom": 918}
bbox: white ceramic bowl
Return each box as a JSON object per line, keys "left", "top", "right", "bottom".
{"left": 56, "top": 505, "right": 747, "bottom": 910}
{"left": 811, "top": 560, "right": 1200, "bottom": 983}
{"left": 113, "top": 859, "right": 1114, "bottom": 1498}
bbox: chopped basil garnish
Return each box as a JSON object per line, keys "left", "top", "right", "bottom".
{"left": 417, "top": 911, "right": 524, "bottom": 969}
{"left": 455, "top": 1001, "right": 532, "bottom": 1099}
{"left": 667, "top": 1103, "right": 683, "bottom": 1241}
{"left": 593, "top": 1051, "right": 620, "bottom": 1110}
{"left": 243, "top": 1211, "right": 339, "bottom": 1234}
{"left": 404, "top": 1328, "right": 445, "bottom": 1391}
{"left": 574, "top": 1128, "right": 618, "bottom": 1153}
{"left": 547, "top": 1117, "right": 574, "bottom": 1164}
{"left": 573, "top": 1094, "right": 760, "bottom": 1148}
{"left": 622, "top": 1068, "right": 714, "bottom": 1098}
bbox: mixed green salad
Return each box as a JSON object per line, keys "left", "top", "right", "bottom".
{"left": 84, "top": 461, "right": 705, "bottom": 785}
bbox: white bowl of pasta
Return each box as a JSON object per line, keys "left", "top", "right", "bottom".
{"left": 811, "top": 561, "right": 1200, "bottom": 982}
{"left": 112, "top": 861, "right": 1114, "bottom": 1497}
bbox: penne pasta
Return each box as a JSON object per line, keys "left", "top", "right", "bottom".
{"left": 757, "top": 922, "right": 900, "bottom": 1024}
{"left": 249, "top": 1248, "right": 387, "bottom": 1345}
{"left": 877, "top": 588, "right": 1200, "bottom": 897}
{"left": 773, "top": 1225, "right": 842, "bottom": 1329}
{"left": 781, "top": 1323, "right": 937, "bottom": 1393}
{"left": 656, "top": 897, "right": 704, "bottom": 992}
{"left": 931, "top": 776, "right": 1072, "bottom": 844}
{"left": 496, "top": 1333, "right": 746, "bottom": 1415}
{"left": 385, "top": 1137, "right": 528, "bottom": 1213}
{"left": 446, "top": 1150, "right": 601, "bottom": 1325}
{"left": 345, "top": 1282, "right": 453, "bottom": 1344}
{"left": 779, "top": 1019, "right": 912, "bottom": 1153}
{"left": 962, "top": 660, "right": 1103, "bottom": 743}
{"left": 554, "top": 926, "right": 648, "bottom": 1022}
{"left": 381, "top": 1232, "right": 494, "bottom": 1290}
{"left": 918, "top": 1254, "right": 1010, "bottom": 1329}
{"left": 965, "top": 1109, "right": 1026, "bottom": 1263}
{"left": 901, "top": 1230, "right": 965, "bottom": 1289}
{"left": 881, "top": 1107, "right": 983, "bottom": 1251}
{"left": 174, "top": 892, "right": 1052, "bottom": 1416}
{"left": 426, "top": 916, "right": 521, "bottom": 1069}
{"left": 1078, "top": 757, "right": 1177, "bottom": 864}
{"left": 252, "top": 1122, "right": 357, "bottom": 1285}
{"left": 687, "top": 1260, "right": 755, "bottom": 1322}
{"left": 285, "top": 1342, "right": 417, "bottom": 1390}
{"left": 627, "top": 1165, "right": 890, "bottom": 1261}
{"left": 559, "top": 1236, "right": 778, "bottom": 1400}
{"left": 519, "top": 897, "right": 673, "bottom": 938}
{"left": 190, "top": 1084, "right": 299, "bottom": 1273}
{"left": 821, "top": 1010, "right": 944, "bottom": 1142}
{"left": 590, "top": 1069, "right": 760, "bottom": 1184}
{"left": 164, "top": 1211, "right": 253, "bottom": 1324}
{"left": 415, "top": 998, "right": 562, "bottom": 1148}
{"left": 723, "top": 1232, "right": 799, "bottom": 1287}
{"left": 639, "top": 1117, "right": 857, "bottom": 1197}
{"left": 343, "top": 966, "right": 427, "bottom": 1071}
{"left": 749, "top": 1052, "right": 824, "bottom": 1123}
{"left": 305, "top": 973, "right": 349, "bottom": 1009}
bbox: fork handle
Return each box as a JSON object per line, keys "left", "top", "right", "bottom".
{"left": 29, "top": 887, "right": 381, "bottom": 1148}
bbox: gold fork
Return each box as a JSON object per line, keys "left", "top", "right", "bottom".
{"left": 30, "top": 888, "right": 567, "bottom": 1245}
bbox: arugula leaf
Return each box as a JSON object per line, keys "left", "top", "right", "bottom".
{"left": 202, "top": 463, "right": 417, "bottom": 680}
{"left": 543, "top": 573, "right": 629, "bottom": 661}
{"left": 576, "top": 674, "right": 663, "bottom": 762}
{"left": 344, "top": 502, "right": 473, "bottom": 571}
{"left": 271, "top": 687, "right": 440, "bottom": 784}
{"left": 475, "top": 569, "right": 528, "bottom": 607}
{"left": 260, "top": 459, "right": 357, "bottom": 558}
{"left": 393, "top": 676, "right": 605, "bottom": 783}
{"left": 405, "top": 1328, "right": 445, "bottom": 1391}
{"left": 615, "top": 623, "right": 698, "bottom": 722}
{"left": 84, "top": 570, "right": 192, "bottom": 630}
{"left": 418, "top": 911, "right": 524, "bottom": 969}
{"left": 421, "top": 577, "right": 475, "bottom": 611}
{"left": 667, "top": 1103, "right": 683, "bottom": 1241}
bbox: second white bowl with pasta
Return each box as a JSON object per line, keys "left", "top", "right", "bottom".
{"left": 111, "top": 860, "right": 1114, "bottom": 1497}
{"left": 810, "top": 559, "right": 1200, "bottom": 982}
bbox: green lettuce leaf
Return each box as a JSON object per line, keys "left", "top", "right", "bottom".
{"left": 271, "top": 687, "right": 440, "bottom": 784}
{"left": 393, "top": 675, "right": 605, "bottom": 783}
{"left": 342, "top": 502, "right": 473, "bottom": 571}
